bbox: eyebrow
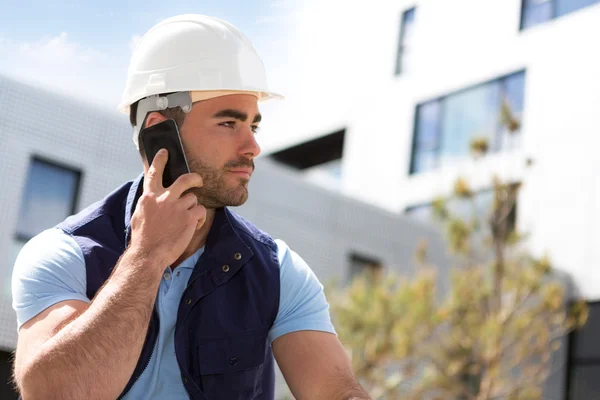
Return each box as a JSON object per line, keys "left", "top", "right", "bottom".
{"left": 213, "top": 109, "right": 262, "bottom": 124}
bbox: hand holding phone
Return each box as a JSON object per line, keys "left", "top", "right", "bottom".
{"left": 129, "top": 148, "right": 206, "bottom": 268}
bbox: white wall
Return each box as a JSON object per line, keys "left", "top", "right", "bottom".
{"left": 280, "top": 0, "right": 600, "bottom": 299}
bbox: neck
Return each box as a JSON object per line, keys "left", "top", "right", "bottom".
{"left": 172, "top": 208, "right": 216, "bottom": 269}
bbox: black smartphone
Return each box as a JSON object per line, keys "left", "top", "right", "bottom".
{"left": 139, "top": 119, "right": 190, "bottom": 188}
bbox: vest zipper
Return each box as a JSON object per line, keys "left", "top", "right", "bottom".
{"left": 117, "top": 307, "right": 160, "bottom": 399}
{"left": 174, "top": 268, "right": 209, "bottom": 398}
{"left": 175, "top": 291, "right": 191, "bottom": 397}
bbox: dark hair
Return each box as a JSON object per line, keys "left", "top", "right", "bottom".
{"left": 129, "top": 96, "right": 187, "bottom": 159}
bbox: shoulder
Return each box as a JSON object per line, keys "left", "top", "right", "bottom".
{"left": 13, "top": 228, "right": 85, "bottom": 272}
{"left": 12, "top": 228, "right": 88, "bottom": 328}
{"left": 273, "top": 239, "right": 316, "bottom": 279}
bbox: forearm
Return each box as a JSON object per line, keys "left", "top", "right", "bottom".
{"left": 313, "top": 366, "right": 371, "bottom": 400}
{"left": 327, "top": 375, "right": 372, "bottom": 400}
{"left": 19, "top": 249, "right": 164, "bottom": 400}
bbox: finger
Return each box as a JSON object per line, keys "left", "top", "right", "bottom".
{"left": 167, "top": 173, "right": 204, "bottom": 198}
{"left": 191, "top": 205, "right": 207, "bottom": 230}
{"left": 179, "top": 192, "right": 198, "bottom": 210}
{"left": 145, "top": 149, "right": 168, "bottom": 192}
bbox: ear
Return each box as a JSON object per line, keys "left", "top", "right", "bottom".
{"left": 144, "top": 111, "right": 168, "bottom": 128}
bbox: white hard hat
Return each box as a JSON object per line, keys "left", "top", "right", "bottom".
{"left": 118, "top": 14, "right": 282, "bottom": 146}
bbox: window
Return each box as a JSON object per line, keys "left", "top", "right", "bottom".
{"left": 405, "top": 189, "right": 517, "bottom": 234}
{"left": 521, "top": 0, "right": 554, "bottom": 29}
{"left": 395, "top": 7, "right": 416, "bottom": 76}
{"left": 348, "top": 252, "right": 382, "bottom": 283}
{"left": 269, "top": 129, "right": 345, "bottom": 183}
{"left": 567, "top": 302, "right": 600, "bottom": 399}
{"left": 410, "top": 71, "right": 525, "bottom": 175}
{"left": 15, "top": 157, "right": 82, "bottom": 241}
{"left": 521, "top": 0, "right": 600, "bottom": 29}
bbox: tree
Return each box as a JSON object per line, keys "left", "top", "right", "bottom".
{"left": 328, "top": 103, "right": 588, "bottom": 400}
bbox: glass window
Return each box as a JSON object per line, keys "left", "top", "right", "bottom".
{"left": 498, "top": 71, "right": 526, "bottom": 151}
{"left": 522, "top": 0, "right": 600, "bottom": 29}
{"left": 440, "top": 81, "right": 501, "bottom": 168}
{"left": 557, "top": 0, "right": 600, "bottom": 17}
{"left": 521, "top": 0, "right": 554, "bottom": 29}
{"left": 410, "top": 72, "right": 526, "bottom": 174}
{"left": 16, "top": 157, "right": 81, "bottom": 241}
{"left": 503, "top": 72, "right": 526, "bottom": 116}
{"left": 411, "top": 100, "right": 441, "bottom": 173}
{"left": 395, "top": 8, "right": 416, "bottom": 76}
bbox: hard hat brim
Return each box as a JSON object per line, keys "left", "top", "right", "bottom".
{"left": 118, "top": 89, "right": 283, "bottom": 115}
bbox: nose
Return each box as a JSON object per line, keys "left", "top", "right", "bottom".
{"left": 239, "top": 127, "right": 261, "bottom": 159}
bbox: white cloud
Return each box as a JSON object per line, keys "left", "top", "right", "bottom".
{"left": 18, "top": 32, "right": 103, "bottom": 64}
{"left": 0, "top": 32, "right": 127, "bottom": 112}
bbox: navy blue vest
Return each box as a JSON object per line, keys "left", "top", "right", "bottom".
{"left": 57, "top": 174, "right": 281, "bottom": 400}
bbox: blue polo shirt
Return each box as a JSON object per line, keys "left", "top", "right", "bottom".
{"left": 12, "top": 228, "right": 336, "bottom": 399}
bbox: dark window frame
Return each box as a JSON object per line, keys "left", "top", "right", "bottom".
{"left": 14, "top": 155, "right": 83, "bottom": 243}
{"left": 565, "top": 300, "right": 600, "bottom": 400}
{"left": 395, "top": 7, "right": 416, "bottom": 76}
{"left": 348, "top": 252, "right": 383, "bottom": 283}
{"left": 409, "top": 70, "right": 526, "bottom": 175}
{"left": 268, "top": 129, "right": 345, "bottom": 170}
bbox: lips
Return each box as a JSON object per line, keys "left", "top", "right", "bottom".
{"left": 228, "top": 169, "right": 252, "bottom": 178}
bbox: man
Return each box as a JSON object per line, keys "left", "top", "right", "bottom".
{"left": 11, "top": 14, "right": 370, "bottom": 400}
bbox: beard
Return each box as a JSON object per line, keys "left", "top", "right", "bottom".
{"left": 184, "top": 153, "right": 254, "bottom": 209}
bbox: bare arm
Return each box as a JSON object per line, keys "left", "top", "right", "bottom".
{"left": 15, "top": 250, "right": 164, "bottom": 400}
{"left": 13, "top": 149, "right": 207, "bottom": 400}
{"left": 273, "top": 331, "right": 371, "bottom": 400}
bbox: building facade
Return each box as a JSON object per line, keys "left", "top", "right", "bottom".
{"left": 265, "top": 1, "right": 600, "bottom": 398}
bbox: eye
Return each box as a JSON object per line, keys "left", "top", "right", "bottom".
{"left": 219, "top": 121, "right": 235, "bottom": 128}
{"left": 251, "top": 125, "right": 260, "bottom": 134}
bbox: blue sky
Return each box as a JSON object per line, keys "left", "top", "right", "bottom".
{"left": 0, "top": 0, "right": 365, "bottom": 152}
{"left": 0, "top": 1, "right": 281, "bottom": 43}
{"left": 0, "top": 0, "right": 296, "bottom": 53}
{"left": 0, "top": 0, "right": 295, "bottom": 102}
